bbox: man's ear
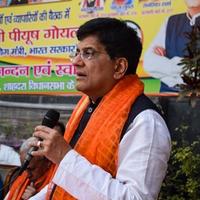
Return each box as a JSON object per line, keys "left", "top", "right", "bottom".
{"left": 113, "top": 58, "right": 128, "bottom": 79}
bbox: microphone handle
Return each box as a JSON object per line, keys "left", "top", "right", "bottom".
{"left": 18, "top": 145, "right": 38, "bottom": 175}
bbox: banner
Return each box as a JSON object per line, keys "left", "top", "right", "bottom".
{"left": 0, "top": 0, "right": 186, "bottom": 94}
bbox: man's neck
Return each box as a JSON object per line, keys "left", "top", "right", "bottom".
{"left": 188, "top": 7, "right": 200, "bottom": 16}
{"left": 89, "top": 97, "right": 102, "bottom": 104}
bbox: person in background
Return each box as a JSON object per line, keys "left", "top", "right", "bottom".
{"left": 0, "top": 143, "right": 21, "bottom": 199}
{"left": 28, "top": 0, "right": 63, "bottom": 4}
{"left": 30, "top": 17, "right": 171, "bottom": 200}
{"left": 0, "top": 145, "right": 21, "bottom": 167}
{"left": 143, "top": 0, "right": 200, "bottom": 92}
{"left": 0, "top": 176, "right": 3, "bottom": 200}
{"left": 9, "top": 0, "right": 28, "bottom": 5}
{"left": 139, "top": 0, "right": 160, "bottom": 2}
{"left": 4, "top": 122, "right": 65, "bottom": 200}
{"left": 0, "top": 0, "right": 6, "bottom": 7}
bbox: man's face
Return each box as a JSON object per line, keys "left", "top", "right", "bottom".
{"left": 20, "top": 152, "right": 50, "bottom": 182}
{"left": 72, "top": 35, "right": 118, "bottom": 100}
{"left": 185, "top": 0, "right": 200, "bottom": 7}
{"left": 26, "top": 157, "right": 50, "bottom": 182}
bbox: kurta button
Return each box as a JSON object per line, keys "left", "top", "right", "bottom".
{"left": 88, "top": 107, "right": 93, "bottom": 113}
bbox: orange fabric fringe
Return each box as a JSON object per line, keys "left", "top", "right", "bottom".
{"left": 7, "top": 164, "right": 55, "bottom": 200}
{"left": 48, "top": 75, "right": 144, "bottom": 200}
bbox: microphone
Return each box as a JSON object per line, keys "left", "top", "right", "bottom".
{"left": 18, "top": 109, "right": 60, "bottom": 175}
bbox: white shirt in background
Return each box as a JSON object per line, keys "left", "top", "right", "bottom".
{"left": 0, "top": 144, "right": 21, "bottom": 166}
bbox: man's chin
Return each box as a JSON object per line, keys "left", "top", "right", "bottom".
{"left": 75, "top": 84, "right": 86, "bottom": 93}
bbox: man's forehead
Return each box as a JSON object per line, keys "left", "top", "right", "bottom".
{"left": 77, "top": 36, "right": 103, "bottom": 50}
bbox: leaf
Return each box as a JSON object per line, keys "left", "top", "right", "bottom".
{"left": 177, "top": 24, "right": 200, "bottom": 107}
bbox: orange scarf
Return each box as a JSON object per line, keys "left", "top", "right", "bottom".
{"left": 7, "top": 164, "right": 55, "bottom": 200}
{"left": 47, "top": 75, "right": 144, "bottom": 200}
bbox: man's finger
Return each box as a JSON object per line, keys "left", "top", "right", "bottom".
{"left": 33, "top": 130, "right": 48, "bottom": 140}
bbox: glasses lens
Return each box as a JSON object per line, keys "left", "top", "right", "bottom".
{"left": 82, "top": 49, "right": 95, "bottom": 60}
{"left": 69, "top": 51, "right": 78, "bottom": 61}
{"left": 69, "top": 48, "right": 99, "bottom": 61}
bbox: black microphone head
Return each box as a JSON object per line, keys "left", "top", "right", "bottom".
{"left": 42, "top": 109, "right": 60, "bottom": 128}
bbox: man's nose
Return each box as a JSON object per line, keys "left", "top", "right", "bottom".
{"left": 72, "top": 53, "right": 84, "bottom": 64}
{"left": 72, "top": 58, "right": 84, "bottom": 70}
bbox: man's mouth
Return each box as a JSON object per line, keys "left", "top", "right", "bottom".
{"left": 76, "top": 72, "right": 86, "bottom": 79}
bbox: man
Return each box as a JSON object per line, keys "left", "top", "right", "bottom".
{"left": 0, "top": 0, "right": 6, "bottom": 7}
{"left": 4, "top": 122, "right": 65, "bottom": 200}
{"left": 30, "top": 17, "right": 171, "bottom": 199}
{"left": 9, "top": 0, "right": 28, "bottom": 5}
{"left": 81, "top": 0, "right": 103, "bottom": 8}
{"left": 0, "top": 176, "right": 3, "bottom": 200}
{"left": 143, "top": 0, "right": 200, "bottom": 92}
{"left": 139, "top": 0, "right": 160, "bottom": 2}
{"left": 4, "top": 137, "right": 55, "bottom": 200}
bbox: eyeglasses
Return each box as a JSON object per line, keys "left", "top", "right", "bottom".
{"left": 69, "top": 47, "right": 107, "bottom": 61}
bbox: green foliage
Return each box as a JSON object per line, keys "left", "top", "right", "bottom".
{"left": 158, "top": 126, "right": 200, "bottom": 200}
{"left": 178, "top": 25, "right": 200, "bottom": 107}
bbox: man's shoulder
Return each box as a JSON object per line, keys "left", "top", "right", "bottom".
{"left": 168, "top": 13, "right": 187, "bottom": 21}
{"left": 120, "top": 94, "right": 164, "bottom": 140}
{"left": 166, "top": 13, "right": 188, "bottom": 29}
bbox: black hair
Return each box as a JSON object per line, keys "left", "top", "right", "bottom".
{"left": 76, "top": 17, "right": 142, "bottom": 74}
{"left": 56, "top": 121, "right": 65, "bottom": 136}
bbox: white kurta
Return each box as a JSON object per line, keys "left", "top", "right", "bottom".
{"left": 30, "top": 110, "right": 171, "bottom": 200}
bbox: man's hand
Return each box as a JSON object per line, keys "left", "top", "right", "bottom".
{"left": 31, "top": 125, "right": 72, "bottom": 164}
{"left": 153, "top": 46, "right": 166, "bottom": 56}
{"left": 21, "top": 182, "right": 36, "bottom": 200}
